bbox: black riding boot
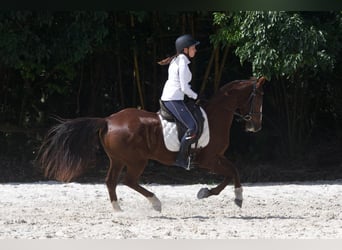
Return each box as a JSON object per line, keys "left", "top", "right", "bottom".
{"left": 174, "top": 132, "right": 196, "bottom": 170}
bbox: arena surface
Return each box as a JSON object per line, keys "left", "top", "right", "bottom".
{"left": 1, "top": 181, "right": 341, "bottom": 239}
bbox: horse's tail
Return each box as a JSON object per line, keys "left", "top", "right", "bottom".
{"left": 38, "top": 117, "right": 108, "bottom": 182}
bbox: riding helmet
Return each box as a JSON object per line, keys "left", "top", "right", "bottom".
{"left": 175, "top": 34, "right": 200, "bottom": 53}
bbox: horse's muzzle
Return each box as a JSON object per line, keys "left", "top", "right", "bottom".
{"left": 245, "top": 122, "right": 262, "bottom": 133}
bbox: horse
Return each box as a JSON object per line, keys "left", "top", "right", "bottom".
{"left": 38, "top": 76, "right": 266, "bottom": 212}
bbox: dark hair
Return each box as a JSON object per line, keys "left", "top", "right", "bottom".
{"left": 157, "top": 54, "right": 177, "bottom": 65}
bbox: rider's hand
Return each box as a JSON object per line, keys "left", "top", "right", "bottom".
{"left": 195, "top": 93, "right": 206, "bottom": 105}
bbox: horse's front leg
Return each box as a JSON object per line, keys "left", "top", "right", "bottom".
{"left": 197, "top": 156, "right": 243, "bottom": 208}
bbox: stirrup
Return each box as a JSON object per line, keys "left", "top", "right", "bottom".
{"left": 180, "top": 157, "right": 195, "bottom": 171}
{"left": 184, "top": 157, "right": 193, "bottom": 171}
{"left": 188, "top": 153, "right": 198, "bottom": 169}
{"left": 175, "top": 155, "right": 195, "bottom": 171}
{"left": 174, "top": 155, "right": 194, "bottom": 171}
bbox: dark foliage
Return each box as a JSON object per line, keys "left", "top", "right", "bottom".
{"left": 1, "top": 11, "right": 341, "bottom": 183}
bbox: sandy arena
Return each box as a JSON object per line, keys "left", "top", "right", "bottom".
{"left": 0, "top": 180, "right": 341, "bottom": 239}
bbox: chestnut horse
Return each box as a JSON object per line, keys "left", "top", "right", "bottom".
{"left": 38, "top": 76, "right": 266, "bottom": 212}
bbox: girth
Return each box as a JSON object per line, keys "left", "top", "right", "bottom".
{"left": 158, "top": 100, "right": 205, "bottom": 146}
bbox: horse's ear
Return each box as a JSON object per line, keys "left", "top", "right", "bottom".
{"left": 256, "top": 76, "right": 266, "bottom": 88}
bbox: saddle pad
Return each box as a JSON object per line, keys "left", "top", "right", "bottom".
{"left": 158, "top": 107, "right": 210, "bottom": 152}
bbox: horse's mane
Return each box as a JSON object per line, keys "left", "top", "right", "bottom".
{"left": 202, "top": 77, "right": 257, "bottom": 108}
{"left": 200, "top": 77, "right": 258, "bottom": 108}
{"left": 219, "top": 77, "right": 257, "bottom": 93}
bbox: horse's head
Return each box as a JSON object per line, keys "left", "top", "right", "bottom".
{"left": 234, "top": 77, "right": 266, "bottom": 132}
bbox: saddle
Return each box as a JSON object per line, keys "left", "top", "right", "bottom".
{"left": 158, "top": 99, "right": 205, "bottom": 148}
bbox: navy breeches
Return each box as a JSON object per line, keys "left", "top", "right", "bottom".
{"left": 162, "top": 100, "right": 198, "bottom": 136}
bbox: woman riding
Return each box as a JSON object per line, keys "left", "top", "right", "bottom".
{"left": 159, "top": 34, "right": 200, "bottom": 170}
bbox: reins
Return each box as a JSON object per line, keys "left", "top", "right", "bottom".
{"left": 234, "top": 81, "right": 263, "bottom": 122}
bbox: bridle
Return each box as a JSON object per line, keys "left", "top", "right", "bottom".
{"left": 234, "top": 81, "right": 263, "bottom": 122}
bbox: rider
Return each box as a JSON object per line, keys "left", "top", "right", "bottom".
{"left": 159, "top": 34, "right": 200, "bottom": 170}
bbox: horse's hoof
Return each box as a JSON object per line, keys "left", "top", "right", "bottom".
{"left": 234, "top": 199, "right": 243, "bottom": 208}
{"left": 151, "top": 198, "right": 162, "bottom": 212}
{"left": 112, "top": 201, "right": 123, "bottom": 212}
{"left": 152, "top": 203, "right": 162, "bottom": 212}
{"left": 148, "top": 195, "right": 162, "bottom": 212}
{"left": 197, "top": 187, "right": 210, "bottom": 199}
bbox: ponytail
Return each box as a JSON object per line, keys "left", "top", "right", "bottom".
{"left": 157, "top": 54, "right": 178, "bottom": 65}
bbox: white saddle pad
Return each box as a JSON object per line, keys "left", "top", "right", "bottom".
{"left": 158, "top": 108, "right": 210, "bottom": 152}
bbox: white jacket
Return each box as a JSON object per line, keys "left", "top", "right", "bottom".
{"left": 161, "top": 54, "right": 198, "bottom": 101}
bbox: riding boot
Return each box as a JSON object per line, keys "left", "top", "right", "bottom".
{"left": 174, "top": 132, "right": 196, "bottom": 170}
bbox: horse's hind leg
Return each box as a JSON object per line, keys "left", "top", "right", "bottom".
{"left": 105, "top": 158, "right": 124, "bottom": 212}
{"left": 198, "top": 156, "right": 243, "bottom": 207}
{"left": 124, "top": 161, "right": 162, "bottom": 212}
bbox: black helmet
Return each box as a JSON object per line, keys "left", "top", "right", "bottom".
{"left": 175, "top": 34, "right": 200, "bottom": 53}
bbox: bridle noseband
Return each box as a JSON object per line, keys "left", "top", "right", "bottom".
{"left": 234, "top": 81, "right": 263, "bottom": 122}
